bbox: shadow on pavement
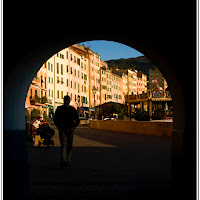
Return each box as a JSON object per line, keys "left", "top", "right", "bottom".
{"left": 28, "top": 126, "right": 172, "bottom": 200}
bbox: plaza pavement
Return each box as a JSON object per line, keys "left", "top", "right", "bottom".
{"left": 28, "top": 123, "right": 172, "bottom": 200}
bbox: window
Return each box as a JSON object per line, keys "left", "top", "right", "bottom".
{"left": 57, "top": 76, "right": 59, "bottom": 84}
{"left": 82, "top": 96, "right": 86, "bottom": 103}
{"left": 71, "top": 67, "right": 73, "bottom": 74}
{"left": 57, "top": 90, "right": 59, "bottom": 98}
{"left": 44, "top": 63, "right": 46, "bottom": 68}
{"left": 41, "top": 75, "right": 43, "bottom": 87}
{"left": 61, "top": 77, "right": 63, "bottom": 84}
{"left": 45, "top": 77, "right": 46, "bottom": 89}
{"left": 66, "top": 65, "right": 68, "bottom": 72}
{"left": 48, "top": 62, "right": 50, "bottom": 70}
{"left": 51, "top": 64, "right": 53, "bottom": 72}
{"left": 57, "top": 63, "right": 59, "bottom": 74}
{"left": 74, "top": 56, "right": 76, "bottom": 63}
{"left": 74, "top": 69, "right": 76, "bottom": 76}
{"left": 52, "top": 90, "right": 53, "bottom": 97}
{"left": 66, "top": 51, "right": 68, "bottom": 59}
{"left": 30, "top": 89, "right": 32, "bottom": 98}
{"left": 49, "top": 77, "right": 50, "bottom": 83}
{"left": 61, "top": 64, "right": 63, "bottom": 75}
{"left": 74, "top": 82, "right": 76, "bottom": 89}
{"left": 77, "top": 58, "right": 80, "bottom": 65}
{"left": 78, "top": 83, "right": 80, "bottom": 93}
{"left": 35, "top": 90, "right": 38, "bottom": 97}
{"left": 67, "top": 79, "right": 68, "bottom": 86}
{"left": 49, "top": 89, "right": 50, "bottom": 96}
{"left": 61, "top": 91, "right": 63, "bottom": 99}
{"left": 71, "top": 81, "right": 72, "bottom": 88}
{"left": 51, "top": 78, "right": 53, "bottom": 84}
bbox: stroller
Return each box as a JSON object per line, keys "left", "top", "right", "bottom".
{"left": 34, "top": 122, "right": 55, "bottom": 147}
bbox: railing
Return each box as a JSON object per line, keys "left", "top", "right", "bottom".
{"left": 125, "top": 91, "right": 171, "bottom": 101}
{"left": 30, "top": 96, "right": 48, "bottom": 105}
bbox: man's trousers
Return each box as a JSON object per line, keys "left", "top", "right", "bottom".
{"left": 58, "top": 128, "right": 75, "bottom": 163}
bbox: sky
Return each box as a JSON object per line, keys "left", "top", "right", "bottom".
{"left": 79, "top": 40, "right": 143, "bottom": 61}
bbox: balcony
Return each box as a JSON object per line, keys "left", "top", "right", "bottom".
{"left": 30, "top": 96, "right": 48, "bottom": 105}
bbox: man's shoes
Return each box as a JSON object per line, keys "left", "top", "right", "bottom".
{"left": 60, "top": 161, "right": 71, "bottom": 167}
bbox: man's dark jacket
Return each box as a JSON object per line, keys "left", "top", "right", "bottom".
{"left": 54, "top": 105, "right": 80, "bottom": 129}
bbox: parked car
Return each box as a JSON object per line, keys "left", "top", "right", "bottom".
{"left": 104, "top": 117, "right": 115, "bottom": 121}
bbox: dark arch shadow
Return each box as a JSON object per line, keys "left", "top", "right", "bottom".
{"left": 3, "top": 3, "right": 196, "bottom": 199}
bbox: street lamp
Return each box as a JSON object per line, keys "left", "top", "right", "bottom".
{"left": 92, "top": 86, "right": 97, "bottom": 119}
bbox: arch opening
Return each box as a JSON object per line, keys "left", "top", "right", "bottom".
{"left": 4, "top": 39, "right": 185, "bottom": 200}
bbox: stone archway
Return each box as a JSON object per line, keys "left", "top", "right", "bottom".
{"left": 4, "top": 37, "right": 185, "bottom": 199}
{"left": 3, "top": 1, "right": 196, "bottom": 197}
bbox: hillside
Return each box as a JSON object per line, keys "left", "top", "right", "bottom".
{"left": 106, "top": 56, "right": 155, "bottom": 76}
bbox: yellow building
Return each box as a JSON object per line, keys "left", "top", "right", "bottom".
{"left": 111, "top": 68, "right": 144, "bottom": 95}
{"left": 137, "top": 72, "right": 147, "bottom": 94}
{"left": 149, "top": 67, "right": 168, "bottom": 91}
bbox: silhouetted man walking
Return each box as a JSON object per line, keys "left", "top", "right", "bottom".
{"left": 54, "top": 95, "right": 80, "bottom": 167}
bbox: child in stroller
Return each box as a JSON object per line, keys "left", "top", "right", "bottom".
{"left": 34, "top": 121, "right": 55, "bottom": 147}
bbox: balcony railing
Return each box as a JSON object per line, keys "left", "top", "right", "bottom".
{"left": 30, "top": 96, "right": 48, "bottom": 105}
{"left": 125, "top": 91, "right": 171, "bottom": 101}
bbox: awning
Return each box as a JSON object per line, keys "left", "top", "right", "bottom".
{"left": 48, "top": 105, "right": 54, "bottom": 107}
{"left": 78, "top": 107, "right": 86, "bottom": 111}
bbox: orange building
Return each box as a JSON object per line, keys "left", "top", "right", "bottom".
{"left": 25, "top": 65, "right": 48, "bottom": 117}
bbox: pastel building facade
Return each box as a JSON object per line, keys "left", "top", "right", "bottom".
{"left": 25, "top": 44, "right": 148, "bottom": 116}
{"left": 149, "top": 67, "right": 168, "bottom": 91}
{"left": 137, "top": 72, "right": 147, "bottom": 94}
{"left": 88, "top": 49, "right": 101, "bottom": 107}
{"left": 25, "top": 64, "right": 48, "bottom": 116}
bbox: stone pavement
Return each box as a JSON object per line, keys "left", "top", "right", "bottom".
{"left": 28, "top": 124, "right": 172, "bottom": 200}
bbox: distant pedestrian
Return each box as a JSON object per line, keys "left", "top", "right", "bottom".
{"left": 54, "top": 95, "right": 80, "bottom": 167}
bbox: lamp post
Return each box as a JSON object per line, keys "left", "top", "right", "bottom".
{"left": 92, "top": 86, "right": 97, "bottom": 119}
